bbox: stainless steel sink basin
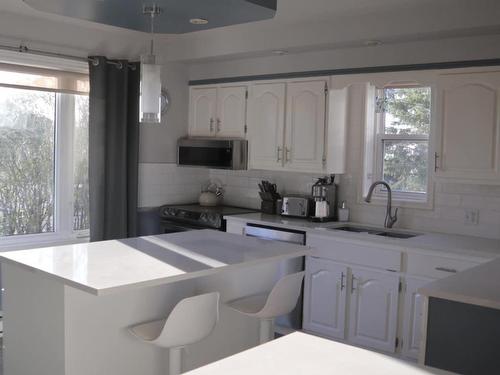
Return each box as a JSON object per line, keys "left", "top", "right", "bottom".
{"left": 331, "top": 225, "right": 420, "bottom": 239}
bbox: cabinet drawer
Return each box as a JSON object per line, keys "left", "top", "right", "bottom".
{"left": 307, "top": 235, "right": 402, "bottom": 271}
{"left": 406, "top": 252, "right": 480, "bottom": 279}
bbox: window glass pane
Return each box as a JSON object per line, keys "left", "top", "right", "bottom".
{"left": 382, "top": 140, "right": 428, "bottom": 193}
{"left": 383, "top": 87, "right": 431, "bottom": 135}
{"left": 0, "top": 87, "right": 55, "bottom": 236}
{"left": 73, "top": 95, "right": 89, "bottom": 231}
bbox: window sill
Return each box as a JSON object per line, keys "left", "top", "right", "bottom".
{"left": 358, "top": 196, "right": 433, "bottom": 210}
{"left": 0, "top": 232, "right": 89, "bottom": 252}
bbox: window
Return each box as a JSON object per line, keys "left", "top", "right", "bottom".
{"left": 0, "top": 62, "right": 89, "bottom": 246}
{"left": 366, "top": 84, "right": 432, "bottom": 204}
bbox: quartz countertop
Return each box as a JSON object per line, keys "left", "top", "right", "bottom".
{"left": 224, "top": 213, "right": 500, "bottom": 260}
{"left": 0, "top": 230, "right": 308, "bottom": 295}
{"left": 184, "top": 332, "right": 453, "bottom": 375}
{"left": 419, "top": 257, "right": 500, "bottom": 309}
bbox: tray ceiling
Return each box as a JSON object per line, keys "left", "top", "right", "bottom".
{"left": 21, "top": 0, "right": 277, "bottom": 34}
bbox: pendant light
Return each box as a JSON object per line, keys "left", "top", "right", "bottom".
{"left": 140, "top": 4, "right": 162, "bottom": 124}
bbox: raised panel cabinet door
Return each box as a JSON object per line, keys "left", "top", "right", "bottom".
{"left": 303, "top": 256, "right": 347, "bottom": 340}
{"left": 348, "top": 267, "right": 400, "bottom": 353}
{"left": 284, "top": 80, "right": 327, "bottom": 172}
{"left": 217, "top": 85, "right": 248, "bottom": 138}
{"left": 437, "top": 72, "right": 500, "bottom": 180}
{"left": 189, "top": 87, "right": 217, "bottom": 137}
{"left": 402, "top": 277, "right": 432, "bottom": 360}
{"left": 247, "top": 83, "right": 286, "bottom": 170}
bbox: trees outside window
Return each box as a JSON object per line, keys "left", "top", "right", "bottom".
{"left": 373, "top": 86, "right": 431, "bottom": 202}
{"left": 0, "top": 80, "right": 89, "bottom": 239}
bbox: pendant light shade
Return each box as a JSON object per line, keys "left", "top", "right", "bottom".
{"left": 140, "top": 4, "right": 162, "bottom": 124}
{"left": 140, "top": 54, "right": 161, "bottom": 123}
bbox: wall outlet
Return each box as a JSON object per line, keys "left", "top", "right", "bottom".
{"left": 464, "top": 208, "right": 480, "bottom": 225}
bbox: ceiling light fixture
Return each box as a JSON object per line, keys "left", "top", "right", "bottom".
{"left": 272, "top": 50, "right": 289, "bottom": 56}
{"left": 140, "top": 4, "right": 162, "bottom": 124}
{"left": 190, "top": 18, "right": 209, "bottom": 25}
{"left": 364, "top": 40, "right": 383, "bottom": 47}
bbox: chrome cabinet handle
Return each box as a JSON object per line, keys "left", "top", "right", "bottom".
{"left": 351, "top": 275, "right": 357, "bottom": 294}
{"left": 285, "top": 147, "right": 291, "bottom": 163}
{"left": 435, "top": 266, "right": 457, "bottom": 273}
{"left": 434, "top": 152, "right": 439, "bottom": 172}
{"left": 277, "top": 146, "right": 282, "bottom": 162}
{"left": 340, "top": 272, "right": 345, "bottom": 291}
{"left": 216, "top": 118, "right": 221, "bottom": 133}
{"left": 209, "top": 118, "right": 214, "bottom": 132}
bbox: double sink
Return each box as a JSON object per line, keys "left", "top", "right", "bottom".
{"left": 330, "top": 225, "right": 420, "bottom": 239}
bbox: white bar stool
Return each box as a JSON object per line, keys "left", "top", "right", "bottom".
{"left": 226, "top": 271, "right": 305, "bottom": 344}
{"left": 129, "top": 292, "right": 220, "bottom": 375}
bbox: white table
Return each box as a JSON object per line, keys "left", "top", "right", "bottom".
{"left": 185, "top": 332, "right": 454, "bottom": 375}
{"left": 0, "top": 230, "right": 307, "bottom": 375}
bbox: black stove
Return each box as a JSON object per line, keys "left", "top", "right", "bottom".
{"left": 159, "top": 204, "right": 258, "bottom": 233}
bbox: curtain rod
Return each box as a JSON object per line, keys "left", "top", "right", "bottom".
{"left": 0, "top": 43, "right": 136, "bottom": 70}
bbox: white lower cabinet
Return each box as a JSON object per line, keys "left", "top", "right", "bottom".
{"left": 401, "top": 277, "right": 433, "bottom": 360}
{"left": 348, "top": 267, "right": 400, "bottom": 353}
{"left": 303, "top": 257, "right": 347, "bottom": 339}
{"left": 303, "top": 256, "right": 400, "bottom": 354}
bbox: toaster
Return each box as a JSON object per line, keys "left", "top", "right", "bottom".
{"left": 281, "top": 196, "right": 313, "bottom": 218}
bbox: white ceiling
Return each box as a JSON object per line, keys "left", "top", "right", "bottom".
{"left": 1, "top": 0, "right": 500, "bottom": 62}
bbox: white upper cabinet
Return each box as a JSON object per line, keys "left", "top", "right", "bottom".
{"left": 303, "top": 257, "right": 347, "bottom": 340}
{"left": 348, "top": 267, "right": 400, "bottom": 353}
{"left": 248, "top": 83, "right": 286, "bottom": 170}
{"left": 216, "top": 85, "right": 248, "bottom": 138}
{"left": 189, "top": 87, "right": 217, "bottom": 137}
{"left": 189, "top": 85, "right": 248, "bottom": 138}
{"left": 436, "top": 71, "right": 500, "bottom": 181}
{"left": 284, "top": 80, "right": 327, "bottom": 172}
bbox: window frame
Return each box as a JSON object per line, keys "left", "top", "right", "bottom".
{"left": 364, "top": 82, "right": 437, "bottom": 209}
{"left": 0, "top": 62, "right": 89, "bottom": 250}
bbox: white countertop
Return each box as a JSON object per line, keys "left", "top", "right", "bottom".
{"left": 419, "top": 257, "right": 500, "bottom": 309}
{"left": 0, "top": 230, "right": 308, "bottom": 295}
{"left": 225, "top": 213, "right": 500, "bottom": 260}
{"left": 184, "top": 332, "right": 453, "bottom": 375}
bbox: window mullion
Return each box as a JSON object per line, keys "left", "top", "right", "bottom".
{"left": 54, "top": 93, "right": 75, "bottom": 235}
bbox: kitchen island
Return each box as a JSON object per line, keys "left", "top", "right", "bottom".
{"left": 0, "top": 230, "right": 308, "bottom": 375}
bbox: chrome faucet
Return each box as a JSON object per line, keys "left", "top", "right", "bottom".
{"left": 365, "top": 181, "right": 398, "bottom": 228}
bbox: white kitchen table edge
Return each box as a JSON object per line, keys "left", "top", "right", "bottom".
{"left": 0, "top": 231, "right": 310, "bottom": 296}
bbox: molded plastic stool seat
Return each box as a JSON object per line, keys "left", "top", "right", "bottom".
{"left": 129, "top": 292, "right": 220, "bottom": 375}
{"left": 226, "top": 271, "right": 305, "bottom": 344}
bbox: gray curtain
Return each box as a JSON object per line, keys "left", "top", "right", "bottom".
{"left": 88, "top": 57, "right": 140, "bottom": 241}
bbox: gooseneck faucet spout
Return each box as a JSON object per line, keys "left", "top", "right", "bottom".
{"left": 365, "top": 181, "right": 398, "bottom": 228}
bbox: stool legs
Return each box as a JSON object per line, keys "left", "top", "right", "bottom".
{"left": 169, "top": 347, "right": 183, "bottom": 375}
{"left": 259, "top": 318, "right": 274, "bottom": 344}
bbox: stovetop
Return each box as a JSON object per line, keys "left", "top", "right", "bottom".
{"left": 159, "top": 203, "right": 258, "bottom": 229}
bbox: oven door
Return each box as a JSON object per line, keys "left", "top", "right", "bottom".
{"left": 159, "top": 220, "right": 209, "bottom": 234}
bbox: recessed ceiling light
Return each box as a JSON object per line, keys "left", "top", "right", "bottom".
{"left": 190, "top": 18, "right": 209, "bottom": 25}
{"left": 272, "top": 50, "right": 289, "bottom": 56}
{"left": 364, "top": 40, "right": 383, "bottom": 47}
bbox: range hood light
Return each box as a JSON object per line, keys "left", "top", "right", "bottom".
{"left": 190, "top": 18, "right": 209, "bottom": 25}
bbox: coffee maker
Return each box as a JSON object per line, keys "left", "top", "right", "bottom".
{"left": 311, "top": 175, "right": 338, "bottom": 222}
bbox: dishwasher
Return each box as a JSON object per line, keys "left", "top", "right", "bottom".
{"left": 244, "top": 223, "right": 306, "bottom": 333}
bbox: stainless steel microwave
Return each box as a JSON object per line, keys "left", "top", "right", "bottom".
{"left": 177, "top": 138, "right": 248, "bottom": 170}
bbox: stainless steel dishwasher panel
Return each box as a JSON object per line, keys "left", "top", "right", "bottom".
{"left": 244, "top": 223, "right": 305, "bottom": 331}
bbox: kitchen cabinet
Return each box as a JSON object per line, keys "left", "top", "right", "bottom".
{"left": 284, "top": 80, "right": 327, "bottom": 172}
{"left": 436, "top": 71, "right": 500, "bottom": 182}
{"left": 401, "top": 277, "right": 430, "bottom": 360}
{"left": 189, "top": 84, "right": 248, "bottom": 138}
{"left": 189, "top": 86, "right": 217, "bottom": 137}
{"left": 247, "top": 78, "right": 346, "bottom": 173}
{"left": 247, "top": 82, "right": 286, "bottom": 170}
{"left": 348, "top": 267, "right": 400, "bottom": 353}
{"left": 303, "top": 257, "right": 347, "bottom": 339}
